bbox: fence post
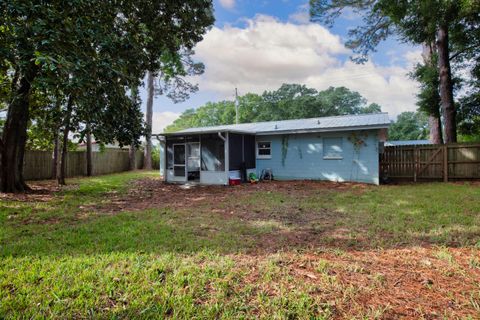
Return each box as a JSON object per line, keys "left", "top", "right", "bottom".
{"left": 443, "top": 144, "right": 448, "bottom": 182}
{"left": 413, "top": 145, "right": 417, "bottom": 182}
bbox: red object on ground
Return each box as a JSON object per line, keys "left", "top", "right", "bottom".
{"left": 229, "top": 178, "right": 241, "bottom": 186}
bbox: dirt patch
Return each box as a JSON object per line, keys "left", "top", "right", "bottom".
{"left": 84, "top": 178, "right": 365, "bottom": 212}
{"left": 75, "top": 178, "right": 433, "bottom": 252}
{"left": 0, "top": 180, "right": 63, "bottom": 203}
{"left": 77, "top": 179, "right": 366, "bottom": 248}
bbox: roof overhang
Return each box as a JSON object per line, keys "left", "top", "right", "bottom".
{"left": 254, "top": 124, "right": 390, "bottom": 136}
{"left": 156, "top": 129, "right": 255, "bottom": 137}
{"left": 155, "top": 123, "right": 389, "bottom": 137}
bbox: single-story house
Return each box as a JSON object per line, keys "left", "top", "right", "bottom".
{"left": 157, "top": 113, "right": 390, "bottom": 185}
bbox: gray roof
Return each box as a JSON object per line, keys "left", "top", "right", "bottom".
{"left": 385, "top": 140, "right": 432, "bottom": 146}
{"left": 162, "top": 113, "right": 390, "bottom": 136}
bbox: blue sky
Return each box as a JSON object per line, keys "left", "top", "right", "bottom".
{"left": 144, "top": 0, "right": 422, "bottom": 132}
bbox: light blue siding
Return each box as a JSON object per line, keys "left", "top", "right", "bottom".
{"left": 256, "top": 130, "right": 380, "bottom": 184}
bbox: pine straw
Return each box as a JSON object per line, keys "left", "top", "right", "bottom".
{"left": 229, "top": 247, "right": 480, "bottom": 319}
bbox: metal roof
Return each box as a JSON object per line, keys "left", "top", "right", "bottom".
{"left": 385, "top": 140, "right": 432, "bottom": 146}
{"left": 161, "top": 113, "right": 390, "bottom": 136}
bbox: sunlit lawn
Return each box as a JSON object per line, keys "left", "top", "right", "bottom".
{"left": 1, "top": 172, "right": 479, "bottom": 319}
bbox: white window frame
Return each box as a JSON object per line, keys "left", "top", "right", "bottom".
{"left": 256, "top": 141, "right": 272, "bottom": 159}
{"left": 323, "top": 137, "right": 343, "bottom": 160}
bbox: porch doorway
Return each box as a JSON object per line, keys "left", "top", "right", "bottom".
{"left": 187, "top": 142, "right": 200, "bottom": 181}
{"left": 173, "top": 144, "right": 186, "bottom": 178}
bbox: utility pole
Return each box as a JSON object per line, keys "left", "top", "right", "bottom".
{"left": 235, "top": 88, "right": 239, "bottom": 124}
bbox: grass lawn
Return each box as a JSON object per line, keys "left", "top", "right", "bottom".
{"left": 1, "top": 171, "right": 480, "bottom": 319}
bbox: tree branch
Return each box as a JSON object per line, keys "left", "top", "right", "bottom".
{"left": 449, "top": 44, "right": 480, "bottom": 61}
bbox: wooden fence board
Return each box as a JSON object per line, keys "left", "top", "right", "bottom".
{"left": 23, "top": 150, "right": 145, "bottom": 180}
{"left": 380, "top": 143, "right": 480, "bottom": 182}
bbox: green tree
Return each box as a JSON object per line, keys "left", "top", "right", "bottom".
{"left": 388, "top": 111, "right": 429, "bottom": 141}
{"left": 165, "top": 84, "right": 383, "bottom": 132}
{"left": 411, "top": 44, "right": 443, "bottom": 144}
{"left": 310, "top": 0, "right": 480, "bottom": 143}
{"left": 0, "top": 0, "right": 214, "bottom": 192}
{"left": 145, "top": 49, "right": 205, "bottom": 168}
{"left": 361, "top": 103, "right": 382, "bottom": 114}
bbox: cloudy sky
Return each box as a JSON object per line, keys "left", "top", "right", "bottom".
{"left": 144, "top": 0, "right": 423, "bottom": 133}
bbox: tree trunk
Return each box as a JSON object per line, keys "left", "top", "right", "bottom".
{"left": 86, "top": 124, "right": 93, "bottom": 176}
{"left": 144, "top": 71, "right": 154, "bottom": 170}
{"left": 58, "top": 97, "right": 74, "bottom": 185}
{"left": 129, "top": 145, "right": 137, "bottom": 170}
{"left": 429, "top": 115, "right": 443, "bottom": 144}
{"left": 422, "top": 42, "right": 443, "bottom": 144}
{"left": 0, "top": 67, "right": 36, "bottom": 193}
{"left": 436, "top": 25, "right": 457, "bottom": 143}
{"left": 51, "top": 131, "right": 59, "bottom": 179}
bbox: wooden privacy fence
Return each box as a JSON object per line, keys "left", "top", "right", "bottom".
{"left": 23, "top": 150, "right": 145, "bottom": 181}
{"left": 380, "top": 143, "right": 480, "bottom": 182}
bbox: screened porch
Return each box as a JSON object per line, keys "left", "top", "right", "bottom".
{"left": 163, "top": 131, "right": 256, "bottom": 185}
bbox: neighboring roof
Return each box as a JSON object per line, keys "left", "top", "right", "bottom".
{"left": 77, "top": 141, "right": 119, "bottom": 148}
{"left": 385, "top": 140, "right": 432, "bottom": 146}
{"left": 160, "top": 113, "right": 390, "bottom": 136}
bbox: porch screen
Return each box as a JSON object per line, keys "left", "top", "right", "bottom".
{"left": 229, "top": 133, "right": 243, "bottom": 170}
{"left": 166, "top": 137, "right": 184, "bottom": 170}
{"left": 201, "top": 134, "right": 225, "bottom": 171}
{"left": 229, "top": 134, "right": 256, "bottom": 170}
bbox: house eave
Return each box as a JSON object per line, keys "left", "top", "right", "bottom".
{"left": 155, "top": 129, "right": 254, "bottom": 137}
{"left": 155, "top": 124, "right": 390, "bottom": 137}
{"left": 254, "top": 124, "right": 390, "bottom": 136}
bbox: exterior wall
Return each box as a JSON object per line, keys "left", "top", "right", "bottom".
{"left": 255, "top": 130, "right": 381, "bottom": 184}
{"left": 200, "top": 171, "right": 228, "bottom": 185}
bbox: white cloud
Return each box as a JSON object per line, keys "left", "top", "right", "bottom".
{"left": 219, "top": 0, "right": 235, "bottom": 10}
{"left": 151, "top": 111, "right": 180, "bottom": 133}
{"left": 403, "top": 49, "right": 423, "bottom": 66}
{"left": 288, "top": 3, "right": 310, "bottom": 24}
{"left": 193, "top": 15, "right": 420, "bottom": 116}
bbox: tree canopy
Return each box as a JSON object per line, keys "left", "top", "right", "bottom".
{"left": 0, "top": 0, "right": 214, "bottom": 192}
{"left": 165, "top": 84, "right": 383, "bottom": 132}
{"left": 310, "top": 0, "right": 480, "bottom": 143}
{"left": 388, "top": 111, "right": 429, "bottom": 141}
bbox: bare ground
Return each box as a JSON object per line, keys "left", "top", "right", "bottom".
{"left": 5, "top": 177, "right": 480, "bottom": 319}
{"left": 80, "top": 178, "right": 480, "bottom": 318}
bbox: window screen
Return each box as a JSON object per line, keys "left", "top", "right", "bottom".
{"left": 229, "top": 133, "right": 243, "bottom": 170}
{"left": 173, "top": 144, "right": 186, "bottom": 164}
{"left": 244, "top": 135, "right": 256, "bottom": 168}
{"left": 257, "top": 141, "right": 271, "bottom": 158}
{"left": 201, "top": 135, "right": 225, "bottom": 171}
{"left": 323, "top": 137, "right": 343, "bottom": 159}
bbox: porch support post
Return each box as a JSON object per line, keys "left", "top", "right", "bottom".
{"left": 224, "top": 132, "right": 229, "bottom": 184}
{"left": 160, "top": 137, "right": 166, "bottom": 181}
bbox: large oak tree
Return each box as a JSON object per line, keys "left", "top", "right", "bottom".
{"left": 0, "top": 0, "right": 214, "bottom": 192}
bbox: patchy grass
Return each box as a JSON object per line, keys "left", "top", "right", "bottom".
{"left": 1, "top": 172, "right": 480, "bottom": 319}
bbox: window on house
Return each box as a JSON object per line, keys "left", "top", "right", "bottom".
{"left": 257, "top": 141, "right": 271, "bottom": 159}
{"left": 323, "top": 137, "right": 343, "bottom": 159}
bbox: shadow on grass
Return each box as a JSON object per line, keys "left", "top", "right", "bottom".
{"left": 1, "top": 173, "right": 480, "bottom": 258}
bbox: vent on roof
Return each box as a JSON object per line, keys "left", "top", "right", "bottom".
{"left": 317, "top": 120, "right": 321, "bottom": 125}
{"left": 275, "top": 124, "right": 278, "bottom": 129}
